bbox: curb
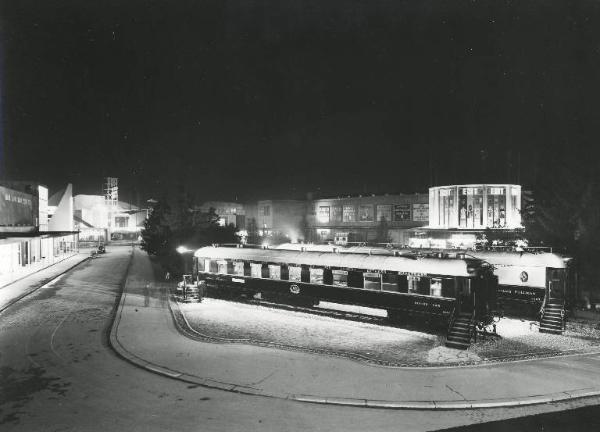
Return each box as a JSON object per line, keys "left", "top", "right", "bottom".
{"left": 108, "top": 251, "right": 600, "bottom": 410}
{"left": 0, "top": 254, "right": 91, "bottom": 314}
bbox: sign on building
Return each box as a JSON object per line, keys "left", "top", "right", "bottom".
{"left": 412, "top": 203, "right": 429, "bottom": 222}
{"left": 393, "top": 204, "right": 411, "bottom": 221}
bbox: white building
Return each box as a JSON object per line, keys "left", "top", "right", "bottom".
{"left": 410, "top": 184, "right": 523, "bottom": 249}
{"left": 74, "top": 195, "right": 146, "bottom": 243}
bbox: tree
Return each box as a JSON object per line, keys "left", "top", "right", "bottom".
{"left": 375, "top": 216, "right": 391, "bottom": 244}
{"left": 140, "top": 199, "right": 172, "bottom": 256}
{"left": 523, "top": 159, "right": 600, "bottom": 300}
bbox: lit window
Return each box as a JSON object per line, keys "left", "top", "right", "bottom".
{"left": 358, "top": 205, "right": 374, "bottom": 222}
{"left": 217, "top": 260, "right": 228, "bottom": 274}
{"left": 268, "top": 264, "right": 281, "bottom": 279}
{"left": 317, "top": 206, "right": 330, "bottom": 223}
{"left": 430, "top": 278, "right": 442, "bottom": 297}
{"left": 310, "top": 268, "right": 323, "bottom": 284}
{"left": 364, "top": 272, "right": 381, "bottom": 290}
{"left": 288, "top": 266, "right": 302, "bottom": 281}
{"left": 332, "top": 270, "right": 348, "bottom": 287}
{"left": 408, "top": 276, "right": 420, "bottom": 293}
{"left": 250, "top": 263, "right": 262, "bottom": 278}
{"left": 203, "top": 259, "right": 211, "bottom": 272}
{"left": 382, "top": 273, "right": 400, "bottom": 292}
{"left": 343, "top": 206, "right": 356, "bottom": 222}
{"left": 233, "top": 261, "right": 244, "bottom": 276}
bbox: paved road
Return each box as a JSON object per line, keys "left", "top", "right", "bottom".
{"left": 2, "top": 246, "right": 600, "bottom": 431}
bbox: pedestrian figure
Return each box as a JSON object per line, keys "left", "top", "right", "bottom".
{"left": 165, "top": 271, "right": 170, "bottom": 281}
{"left": 144, "top": 283, "right": 150, "bottom": 307}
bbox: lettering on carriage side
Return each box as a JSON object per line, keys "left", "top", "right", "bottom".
{"left": 399, "top": 272, "right": 427, "bottom": 277}
{"left": 290, "top": 284, "right": 300, "bottom": 294}
{"left": 232, "top": 278, "right": 245, "bottom": 283}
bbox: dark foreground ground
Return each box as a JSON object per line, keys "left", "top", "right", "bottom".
{"left": 441, "top": 403, "right": 600, "bottom": 431}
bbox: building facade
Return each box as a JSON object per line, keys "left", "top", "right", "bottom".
{"left": 73, "top": 195, "right": 146, "bottom": 243}
{"left": 428, "top": 184, "right": 522, "bottom": 230}
{"left": 196, "top": 201, "right": 246, "bottom": 229}
{"left": 410, "top": 184, "right": 523, "bottom": 249}
{"left": 0, "top": 180, "right": 49, "bottom": 232}
{"left": 0, "top": 181, "right": 78, "bottom": 288}
{"left": 245, "top": 200, "right": 306, "bottom": 243}
{"left": 308, "top": 193, "right": 429, "bottom": 245}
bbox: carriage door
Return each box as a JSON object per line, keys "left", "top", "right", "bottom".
{"left": 457, "top": 278, "right": 474, "bottom": 314}
{"left": 547, "top": 268, "right": 566, "bottom": 300}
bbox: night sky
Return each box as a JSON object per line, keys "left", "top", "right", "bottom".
{"left": 1, "top": 0, "right": 600, "bottom": 204}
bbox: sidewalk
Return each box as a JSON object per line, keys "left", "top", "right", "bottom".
{"left": 111, "top": 249, "right": 600, "bottom": 410}
{"left": 0, "top": 253, "right": 90, "bottom": 313}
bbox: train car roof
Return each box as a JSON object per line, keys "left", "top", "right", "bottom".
{"left": 194, "top": 246, "right": 479, "bottom": 277}
{"left": 274, "top": 243, "right": 570, "bottom": 269}
{"left": 466, "top": 251, "right": 570, "bottom": 268}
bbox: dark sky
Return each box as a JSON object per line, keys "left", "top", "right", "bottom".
{"left": 1, "top": 0, "right": 600, "bottom": 204}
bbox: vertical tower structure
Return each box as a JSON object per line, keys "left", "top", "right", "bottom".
{"left": 103, "top": 177, "right": 118, "bottom": 239}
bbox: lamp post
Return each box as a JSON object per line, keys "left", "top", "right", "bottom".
{"left": 176, "top": 245, "right": 194, "bottom": 300}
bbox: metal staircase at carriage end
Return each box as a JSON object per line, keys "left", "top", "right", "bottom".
{"left": 539, "top": 299, "right": 565, "bottom": 335}
{"left": 445, "top": 312, "right": 475, "bottom": 350}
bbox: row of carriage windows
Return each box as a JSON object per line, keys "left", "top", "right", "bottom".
{"left": 203, "top": 259, "right": 466, "bottom": 298}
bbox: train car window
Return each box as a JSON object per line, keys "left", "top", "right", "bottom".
{"left": 233, "top": 261, "right": 244, "bottom": 276}
{"left": 382, "top": 272, "right": 399, "bottom": 292}
{"left": 268, "top": 264, "right": 281, "bottom": 280}
{"left": 417, "top": 277, "right": 430, "bottom": 295}
{"left": 261, "top": 264, "right": 269, "bottom": 279}
{"left": 347, "top": 270, "right": 364, "bottom": 288}
{"left": 203, "top": 259, "right": 210, "bottom": 272}
{"left": 430, "top": 278, "right": 442, "bottom": 297}
{"left": 441, "top": 278, "right": 455, "bottom": 298}
{"left": 323, "top": 269, "right": 333, "bottom": 285}
{"left": 332, "top": 270, "right": 348, "bottom": 287}
{"left": 398, "top": 274, "right": 409, "bottom": 293}
{"left": 310, "top": 268, "right": 324, "bottom": 284}
{"left": 281, "top": 265, "right": 289, "bottom": 280}
{"left": 301, "top": 265, "right": 311, "bottom": 283}
{"left": 209, "top": 260, "right": 219, "bottom": 273}
{"left": 244, "top": 262, "right": 251, "bottom": 277}
{"left": 227, "top": 261, "right": 235, "bottom": 274}
{"left": 408, "top": 276, "right": 419, "bottom": 293}
{"left": 217, "top": 260, "right": 228, "bottom": 274}
{"left": 288, "top": 266, "right": 302, "bottom": 282}
{"left": 250, "top": 263, "right": 262, "bottom": 278}
{"left": 364, "top": 273, "right": 382, "bottom": 291}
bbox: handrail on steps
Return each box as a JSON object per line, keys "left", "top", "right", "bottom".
{"left": 447, "top": 306, "right": 456, "bottom": 336}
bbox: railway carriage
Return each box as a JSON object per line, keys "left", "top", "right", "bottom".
{"left": 193, "top": 245, "right": 497, "bottom": 327}
{"left": 274, "top": 242, "right": 573, "bottom": 329}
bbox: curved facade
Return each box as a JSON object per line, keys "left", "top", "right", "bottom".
{"left": 428, "top": 184, "right": 522, "bottom": 230}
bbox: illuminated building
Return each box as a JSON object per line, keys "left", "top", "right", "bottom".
{"left": 308, "top": 193, "right": 429, "bottom": 245}
{"left": 409, "top": 184, "right": 523, "bottom": 249}
{"left": 0, "top": 181, "right": 78, "bottom": 288}
{"left": 73, "top": 194, "right": 146, "bottom": 244}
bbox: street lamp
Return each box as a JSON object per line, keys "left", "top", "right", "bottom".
{"left": 176, "top": 245, "right": 194, "bottom": 300}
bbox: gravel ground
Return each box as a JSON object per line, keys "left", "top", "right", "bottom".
{"left": 178, "top": 298, "right": 441, "bottom": 366}
{"left": 470, "top": 317, "right": 600, "bottom": 360}
{"left": 176, "top": 297, "right": 600, "bottom": 367}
